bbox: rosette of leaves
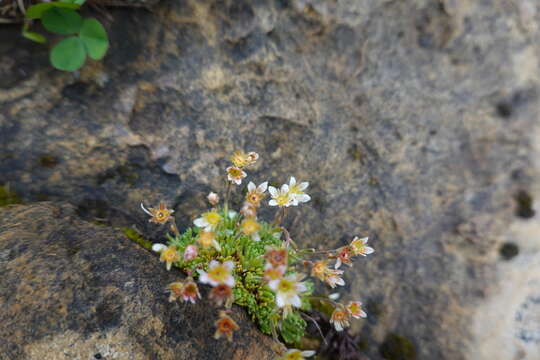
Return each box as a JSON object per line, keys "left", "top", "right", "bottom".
{"left": 23, "top": 0, "right": 109, "bottom": 71}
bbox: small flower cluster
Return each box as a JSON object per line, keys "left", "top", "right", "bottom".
{"left": 141, "top": 151, "right": 375, "bottom": 358}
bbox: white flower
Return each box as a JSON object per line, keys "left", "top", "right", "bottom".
{"left": 268, "top": 273, "right": 307, "bottom": 316}
{"left": 226, "top": 166, "right": 247, "bottom": 185}
{"left": 330, "top": 308, "right": 351, "bottom": 331}
{"left": 288, "top": 176, "right": 310, "bottom": 205}
{"left": 346, "top": 301, "right": 367, "bottom": 319}
{"left": 279, "top": 349, "right": 316, "bottom": 360}
{"left": 350, "top": 236, "right": 374, "bottom": 256}
{"left": 268, "top": 184, "right": 293, "bottom": 207}
{"left": 198, "top": 260, "right": 235, "bottom": 287}
{"left": 193, "top": 211, "right": 222, "bottom": 231}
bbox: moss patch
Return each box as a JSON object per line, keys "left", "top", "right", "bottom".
{"left": 121, "top": 227, "right": 153, "bottom": 250}
{"left": 379, "top": 333, "right": 417, "bottom": 360}
{"left": 0, "top": 185, "right": 22, "bottom": 207}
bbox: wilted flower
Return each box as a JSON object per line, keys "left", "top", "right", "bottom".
{"left": 199, "top": 260, "right": 235, "bottom": 287}
{"left": 263, "top": 263, "right": 286, "bottom": 282}
{"left": 346, "top": 301, "right": 367, "bottom": 319}
{"left": 209, "top": 284, "right": 234, "bottom": 308}
{"left": 214, "top": 310, "right": 239, "bottom": 342}
{"left": 268, "top": 273, "right": 307, "bottom": 317}
{"left": 330, "top": 308, "right": 351, "bottom": 331}
{"left": 335, "top": 246, "right": 354, "bottom": 269}
{"left": 141, "top": 202, "right": 174, "bottom": 224}
{"left": 207, "top": 192, "right": 220, "bottom": 206}
{"left": 278, "top": 349, "right": 316, "bottom": 360}
{"left": 265, "top": 247, "right": 288, "bottom": 267}
{"left": 152, "top": 244, "right": 180, "bottom": 271}
{"left": 194, "top": 211, "right": 222, "bottom": 231}
{"left": 287, "top": 177, "right": 310, "bottom": 205}
{"left": 183, "top": 244, "right": 198, "bottom": 261}
{"left": 350, "top": 236, "right": 374, "bottom": 256}
{"left": 198, "top": 231, "right": 221, "bottom": 251}
{"left": 245, "top": 181, "right": 268, "bottom": 207}
{"left": 268, "top": 184, "right": 293, "bottom": 207}
{"left": 226, "top": 166, "right": 247, "bottom": 185}
{"left": 240, "top": 202, "right": 257, "bottom": 218}
{"left": 167, "top": 282, "right": 184, "bottom": 302}
{"left": 181, "top": 279, "right": 201, "bottom": 304}
{"left": 230, "top": 150, "right": 259, "bottom": 168}
{"left": 311, "top": 260, "right": 345, "bottom": 288}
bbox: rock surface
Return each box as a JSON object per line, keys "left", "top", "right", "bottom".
{"left": 1, "top": 0, "right": 540, "bottom": 359}
{"left": 0, "top": 203, "right": 282, "bottom": 360}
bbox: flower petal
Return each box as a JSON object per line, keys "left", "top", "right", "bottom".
{"left": 224, "top": 276, "right": 235, "bottom": 287}
{"left": 258, "top": 181, "right": 268, "bottom": 193}
{"left": 152, "top": 243, "right": 167, "bottom": 253}
{"left": 223, "top": 261, "right": 235, "bottom": 271}
{"left": 268, "top": 186, "right": 278, "bottom": 197}
{"left": 275, "top": 293, "right": 285, "bottom": 307}
{"left": 247, "top": 182, "right": 256, "bottom": 192}
{"left": 194, "top": 218, "right": 206, "bottom": 227}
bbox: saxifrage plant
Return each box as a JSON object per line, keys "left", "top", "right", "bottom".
{"left": 140, "top": 151, "right": 375, "bottom": 360}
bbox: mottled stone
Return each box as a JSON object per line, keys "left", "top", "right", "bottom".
{"left": 1, "top": 0, "right": 540, "bottom": 359}
{"left": 0, "top": 203, "right": 282, "bottom": 360}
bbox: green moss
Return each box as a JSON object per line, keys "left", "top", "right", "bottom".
{"left": 121, "top": 227, "right": 153, "bottom": 250}
{"left": 379, "top": 333, "right": 417, "bottom": 360}
{"left": 348, "top": 144, "right": 363, "bottom": 160}
{"left": 368, "top": 177, "right": 379, "bottom": 186}
{"left": 39, "top": 154, "right": 59, "bottom": 168}
{"left": 0, "top": 185, "right": 22, "bottom": 207}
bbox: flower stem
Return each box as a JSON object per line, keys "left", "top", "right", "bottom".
{"left": 309, "top": 296, "right": 340, "bottom": 308}
{"left": 224, "top": 181, "right": 232, "bottom": 214}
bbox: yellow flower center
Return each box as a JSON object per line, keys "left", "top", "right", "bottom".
{"left": 246, "top": 191, "right": 264, "bottom": 206}
{"left": 204, "top": 212, "right": 222, "bottom": 226}
{"left": 333, "top": 310, "right": 347, "bottom": 321}
{"left": 289, "top": 184, "right": 302, "bottom": 194}
{"left": 230, "top": 151, "right": 250, "bottom": 168}
{"left": 162, "top": 247, "right": 179, "bottom": 262}
{"left": 285, "top": 352, "right": 303, "bottom": 360}
{"left": 228, "top": 167, "right": 243, "bottom": 178}
{"left": 276, "top": 193, "right": 290, "bottom": 206}
{"left": 241, "top": 218, "right": 260, "bottom": 235}
{"left": 277, "top": 279, "right": 295, "bottom": 293}
{"left": 183, "top": 283, "right": 198, "bottom": 298}
{"left": 208, "top": 265, "right": 230, "bottom": 282}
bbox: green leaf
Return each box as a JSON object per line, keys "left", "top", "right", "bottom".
{"left": 42, "top": 8, "right": 82, "bottom": 35}
{"left": 50, "top": 37, "right": 86, "bottom": 71}
{"left": 25, "top": 2, "right": 80, "bottom": 19}
{"left": 22, "top": 30, "right": 47, "bottom": 44}
{"left": 79, "top": 18, "right": 109, "bottom": 60}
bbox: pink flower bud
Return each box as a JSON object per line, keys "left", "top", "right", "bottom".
{"left": 183, "top": 244, "right": 198, "bottom": 261}
{"left": 207, "top": 192, "right": 220, "bottom": 206}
